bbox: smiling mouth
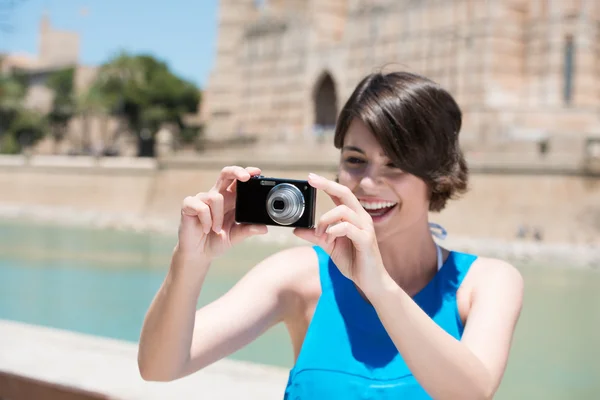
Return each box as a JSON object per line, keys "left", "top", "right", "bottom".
{"left": 359, "top": 200, "right": 398, "bottom": 218}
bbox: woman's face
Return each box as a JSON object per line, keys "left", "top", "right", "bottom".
{"left": 337, "top": 118, "right": 431, "bottom": 240}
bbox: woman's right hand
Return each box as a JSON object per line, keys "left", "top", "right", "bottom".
{"left": 176, "top": 166, "right": 268, "bottom": 261}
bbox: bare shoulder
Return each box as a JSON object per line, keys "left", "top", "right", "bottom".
{"left": 457, "top": 255, "right": 524, "bottom": 323}
{"left": 461, "top": 256, "right": 524, "bottom": 312}
{"left": 469, "top": 256, "right": 524, "bottom": 291}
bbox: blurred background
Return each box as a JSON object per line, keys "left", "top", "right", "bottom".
{"left": 0, "top": 0, "right": 599, "bottom": 399}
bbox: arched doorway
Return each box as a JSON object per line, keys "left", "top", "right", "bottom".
{"left": 313, "top": 72, "right": 338, "bottom": 142}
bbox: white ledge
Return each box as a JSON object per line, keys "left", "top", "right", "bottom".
{"left": 0, "top": 319, "right": 288, "bottom": 399}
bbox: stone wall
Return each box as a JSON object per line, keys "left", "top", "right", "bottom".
{"left": 202, "top": 0, "right": 600, "bottom": 153}
{"left": 0, "top": 155, "right": 597, "bottom": 246}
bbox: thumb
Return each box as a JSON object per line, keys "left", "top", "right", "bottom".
{"left": 230, "top": 223, "right": 268, "bottom": 245}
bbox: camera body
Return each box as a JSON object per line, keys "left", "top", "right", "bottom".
{"left": 235, "top": 175, "right": 316, "bottom": 228}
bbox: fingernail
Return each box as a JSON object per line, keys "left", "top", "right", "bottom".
{"left": 214, "top": 225, "right": 221, "bottom": 233}
{"left": 308, "top": 173, "right": 318, "bottom": 179}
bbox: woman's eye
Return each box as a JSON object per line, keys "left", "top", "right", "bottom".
{"left": 386, "top": 163, "right": 404, "bottom": 173}
{"left": 345, "top": 157, "right": 364, "bottom": 164}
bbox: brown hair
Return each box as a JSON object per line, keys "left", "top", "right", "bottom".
{"left": 334, "top": 71, "right": 468, "bottom": 212}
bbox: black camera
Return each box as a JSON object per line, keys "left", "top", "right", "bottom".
{"left": 235, "top": 175, "right": 316, "bottom": 228}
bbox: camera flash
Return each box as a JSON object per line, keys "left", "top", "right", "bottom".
{"left": 260, "top": 180, "right": 276, "bottom": 186}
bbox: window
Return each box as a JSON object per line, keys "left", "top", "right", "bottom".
{"left": 563, "top": 35, "right": 575, "bottom": 106}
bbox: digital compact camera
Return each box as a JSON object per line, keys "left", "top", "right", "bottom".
{"left": 235, "top": 175, "right": 316, "bottom": 228}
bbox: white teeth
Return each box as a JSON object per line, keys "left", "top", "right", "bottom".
{"left": 359, "top": 201, "right": 397, "bottom": 210}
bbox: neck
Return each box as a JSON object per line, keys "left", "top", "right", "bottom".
{"left": 377, "top": 219, "right": 440, "bottom": 297}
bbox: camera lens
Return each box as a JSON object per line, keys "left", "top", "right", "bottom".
{"left": 266, "top": 183, "right": 305, "bottom": 225}
{"left": 273, "top": 200, "right": 285, "bottom": 211}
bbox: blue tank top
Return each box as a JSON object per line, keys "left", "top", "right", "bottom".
{"left": 284, "top": 244, "right": 477, "bottom": 399}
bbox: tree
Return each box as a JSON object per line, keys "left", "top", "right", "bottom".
{"left": 0, "top": 70, "right": 25, "bottom": 133}
{"left": 0, "top": 68, "right": 47, "bottom": 154}
{"left": 46, "top": 67, "right": 75, "bottom": 152}
{"left": 91, "top": 52, "right": 200, "bottom": 157}
{"left": 7, "top": 107, "right": 47, "bottom": 152}
{"left": 75, "top": 83, "right": 110, "bottom": 155}
{"left": 0, "top": 69, "right": 24, "bottom": 153}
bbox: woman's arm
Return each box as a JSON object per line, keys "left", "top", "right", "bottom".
{"left": 367, "top": 258, "right": 524, "bottom": 400}
{"left": 137, "top": 246, "right": 313, "bottom": 381}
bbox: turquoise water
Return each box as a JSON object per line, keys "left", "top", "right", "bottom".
{"left": 0, "top": 219, "right": 598, "bottom": 399}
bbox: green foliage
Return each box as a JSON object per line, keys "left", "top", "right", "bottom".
{"left": 0, "top": 73, "right": 26, "bottom": 130}
{"left": 76, "top": 84, "right": 107, "bottom": 114}
{"left": 0, "top": 50, "right": 201, "bottom": 156}
{"left": 46, "top": 67, "right": 76, "bottom": 141}
{"left": 179, "top": 126, "right": 201, "bottom": 145}
{"left": 46, "top": 67, "right": 74, "bottom": 95}
{"left": 0, "top": 106, "right": 47, "bottom": 154}
{"left": 91, "top": 52, "right": 201, "bottom": 156}
{"left": 7, "top": 108, "right": 47, "bottom": 146}
{"left": 0, "top": 133, "right": 19, "bottom": 154}
{"left": 0, "top": 71, "right": 35, "bottom": 154}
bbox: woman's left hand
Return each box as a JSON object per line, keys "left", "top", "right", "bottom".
{"left": 293, "top": 173, "right": 388, "bottom": 294}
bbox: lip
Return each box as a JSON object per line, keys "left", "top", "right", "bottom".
{"left": 357, "top": 196, "right": 395, "bottom": 203}
{"left": 367, "top": 203, "right": 398, "bottom": 224}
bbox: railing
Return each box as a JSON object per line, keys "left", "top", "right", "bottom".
{"left": 0, "top": 320, "right": 288, "bottom": 400}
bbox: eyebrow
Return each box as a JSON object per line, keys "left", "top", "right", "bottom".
{"left": 342, "top": 146, "right": 387, "bottom": 158}
{"left": 342, "top": 146, "right": 365, "bottom": 154}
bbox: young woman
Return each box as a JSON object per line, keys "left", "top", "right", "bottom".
{"left": 138, "top": 71, "right": 524, "bottom": 399}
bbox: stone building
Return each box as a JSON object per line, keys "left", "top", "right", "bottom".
{"left": 201, "top": 0, "right": 600, "bottom": 154}
{"left": 1, "top": 14, "right": 137, "bottom": 156}
{"left": 1, "top": 13, "right": 80, "bottom": 114}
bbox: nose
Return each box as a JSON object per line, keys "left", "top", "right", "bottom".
{"left": 358, "top": 168, "right": 381, "bottom": 191}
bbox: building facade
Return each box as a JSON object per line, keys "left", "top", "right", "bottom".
{"left": 1, "top": 14, "right": 138, "bottom": 156}
{"left": 201, "top": 0, "right": 600, "bottom": 154}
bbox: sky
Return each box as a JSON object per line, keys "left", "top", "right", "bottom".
{"left": 0, "top": 0, "right": 219, "bottom": 88}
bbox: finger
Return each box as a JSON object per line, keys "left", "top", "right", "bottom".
{"left": 200, "top": 192, "right": 224, "bottom": 233}
{"left": 225, "top": 166, "right": 261, "bottom": 194}
{"left": 213, "top": 166, "right": 252, "bottom": 193}
{"left": 308, "top": 173, "right": 365, "bottom": 215}
{"left": 226, "top": 180, "right": 237, "bottom": 193}
{"left": 230, "top": 223, "right": 268, "bottom": 245}
{"left": 181, "top": 196, "right": 212, "bottom": 234}
{"left": 244, "top": 166, "right": 261, "bottom": 175}
{"left": 293, "top": 227, "right": 330, "bottom": 248}
{"left": 326, "top": 221, "right": 368, "bottom": 250}
{"left": 315, "top": 205, "right": 363, "bottom": 236}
